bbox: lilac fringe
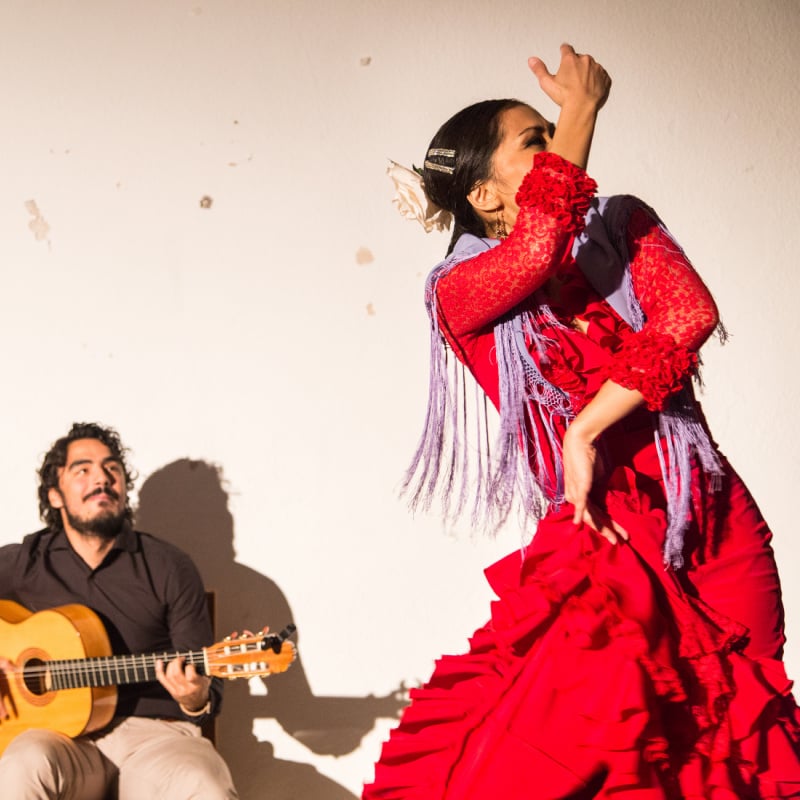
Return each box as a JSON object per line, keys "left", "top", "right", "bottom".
{"left": 402, "top": 237, "right": 543, "bottom": 533}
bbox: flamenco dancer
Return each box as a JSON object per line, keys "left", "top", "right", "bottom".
{"left": 366, "top": 45, "right": 800, "bottom": 798}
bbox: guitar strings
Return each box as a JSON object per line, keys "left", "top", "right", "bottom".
{"left": 10, "top": 638, "right": 287, "bottom": 687}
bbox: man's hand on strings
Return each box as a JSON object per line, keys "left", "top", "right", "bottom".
{"left": 0, "top": 657, "right": 13, "bottom": 719}
{"left": 155, "top": 656, "right": 211, "bottom": 714}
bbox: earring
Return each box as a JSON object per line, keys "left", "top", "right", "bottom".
{"left": 494, "top": 210, "right": 507, "bottom": 240}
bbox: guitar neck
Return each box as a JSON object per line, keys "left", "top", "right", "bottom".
{"left": 18, "top": 622, "right": 297, "bottom": 693}
{"left": 46, "top": 649, "right": 208, "bottom": 690}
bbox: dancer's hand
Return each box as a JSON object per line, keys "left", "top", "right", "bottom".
{"left": 575, "top": 499, "right": 628, "bottom": 546}
{"left": 527, "top": 44, "right": 611, "bottom": 169}
{"left": 562, "top": 380, "right": 643, "bottom": 543}
{"left": 562, "top": 423, "right": 628, "bottom": 545}
{"left": 528, "top": 44, "right": 611, "bottom": 112}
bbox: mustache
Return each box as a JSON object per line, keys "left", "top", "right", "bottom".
{"left": 83, "top": 487, "right": 120, "bottom": 501}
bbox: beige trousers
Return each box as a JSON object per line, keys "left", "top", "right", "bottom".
{"left": 0, "top": 717, "right": 238, "bottom": 799}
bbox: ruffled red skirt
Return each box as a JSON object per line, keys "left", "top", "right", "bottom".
{"left": 363, "top": 472, "right": 800, "bottom": 799}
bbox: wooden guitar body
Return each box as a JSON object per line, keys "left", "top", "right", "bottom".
{"left": 0, "top": 600, "right": 295, "bottom": 755}
{"left": 0, "top": 600, "right": 117, "bottom": 753}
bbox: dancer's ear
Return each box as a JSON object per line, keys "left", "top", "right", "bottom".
{"left": 467, "top": 180, "right": 502, "bottom": 214}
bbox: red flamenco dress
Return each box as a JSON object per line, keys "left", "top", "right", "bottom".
{"left": 363, "top": 152, "right": 800, "bottom": 798}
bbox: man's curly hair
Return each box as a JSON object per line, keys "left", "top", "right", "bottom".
{"left": 38, "top": 422, "right": 135, "bottom": 531}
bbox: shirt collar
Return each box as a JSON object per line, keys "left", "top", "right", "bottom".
{"left": 46, "top": 520, "right": 138, "bottom": 554}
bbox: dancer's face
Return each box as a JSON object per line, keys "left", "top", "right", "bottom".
{"left": 469, "top": 105, "right": 554, "bottom": 230}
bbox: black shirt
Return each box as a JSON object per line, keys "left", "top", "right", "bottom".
{"left": 0, "top": 524, "right": 221, "bottom": 723}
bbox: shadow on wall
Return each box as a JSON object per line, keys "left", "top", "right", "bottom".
{"left": 136, "top": 459, "right": 405, "bottom": 800}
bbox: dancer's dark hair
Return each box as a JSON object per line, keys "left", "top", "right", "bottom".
{"left": 422, "top": 99, "right": 524, "bottom": 253}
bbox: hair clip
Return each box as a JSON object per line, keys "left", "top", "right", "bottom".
{"left": 424, "top": 160, "right": 455, "bottom": 175}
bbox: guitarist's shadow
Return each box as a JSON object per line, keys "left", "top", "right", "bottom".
{"left": 135, "top": 460, "right": 404, "bottom": 800}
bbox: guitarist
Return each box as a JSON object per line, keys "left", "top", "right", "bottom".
{"left": 0, "top": 422, "right": 238, "bottom": 799}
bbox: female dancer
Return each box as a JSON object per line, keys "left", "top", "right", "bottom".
{"left": 365, "top": 46, "right": 800, "bottom": 798}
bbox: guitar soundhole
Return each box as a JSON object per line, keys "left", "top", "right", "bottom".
{"left": 22, "top": 659, "right": 48, "bottom": 696}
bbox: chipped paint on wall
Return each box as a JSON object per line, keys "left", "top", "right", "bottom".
{"left": 228, "top": 155, "right": 253, "bottom": 168}
{"left": 24, "top": 200, "right": 50, "bottom": 243}
{"left": 356, "top": 247, "right": 374, "bottom": 265}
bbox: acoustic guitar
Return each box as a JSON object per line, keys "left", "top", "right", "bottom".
{"left": 0, "top": 599, "right": 296, "bottom": 754}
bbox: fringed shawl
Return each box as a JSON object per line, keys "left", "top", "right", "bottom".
{"left": 404, "top": 195, "right": 724, "bottom": 567}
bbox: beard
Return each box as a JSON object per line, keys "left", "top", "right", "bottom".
{"left": 64, "top": 506, "right": 126, "bottom": 540}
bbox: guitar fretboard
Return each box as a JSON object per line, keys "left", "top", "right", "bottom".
{"left": 37, "top": 650, "right": 207, "bottom": 691}
{"left": 17, "top": 623, "right": 295, "bottom": 693}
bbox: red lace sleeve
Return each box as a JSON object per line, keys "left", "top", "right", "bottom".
{"left": 602, "top": 329, "right": 698, "bottom": 411}
{"left": 602, "top": 207, "right": 719, "bottom": 410}
{"left": 436, "top": 152, "right": 597, "bottom": 336}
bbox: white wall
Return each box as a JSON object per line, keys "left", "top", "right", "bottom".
{"left": 1, "top": 1, "right": 797, "bottom": 796}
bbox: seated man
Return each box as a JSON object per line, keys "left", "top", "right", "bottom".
{"left": 0, "top": 422, "right": 238, "bottom": 799}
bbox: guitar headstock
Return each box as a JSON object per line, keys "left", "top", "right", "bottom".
{"left": 204, "top": 628, "right": 296, "bottom": 679}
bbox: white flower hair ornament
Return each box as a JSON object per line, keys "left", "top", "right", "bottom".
{"left": 386, "top": 160, "right": 452, "bottom": 233}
